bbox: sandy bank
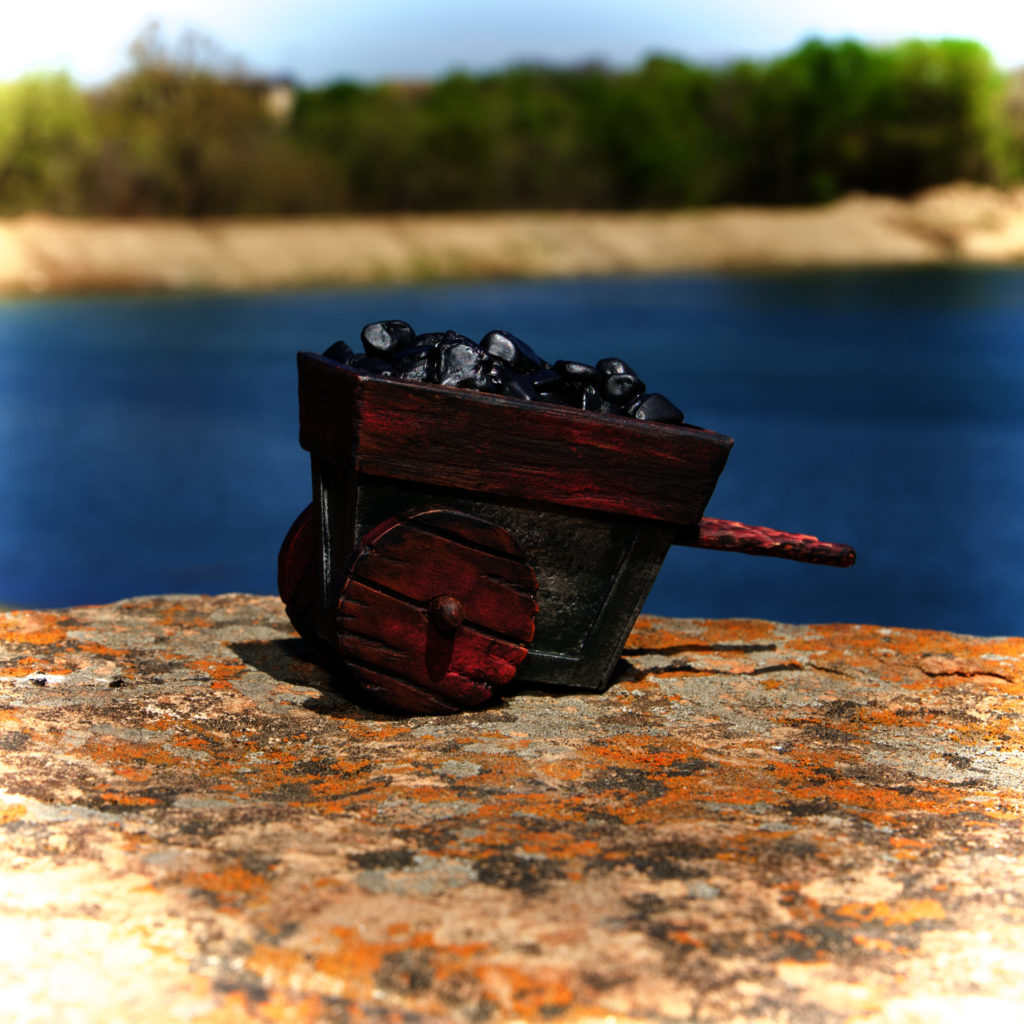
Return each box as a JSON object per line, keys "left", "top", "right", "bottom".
{"left": 2, "top": 182, "right": 1023, "bottom": 296}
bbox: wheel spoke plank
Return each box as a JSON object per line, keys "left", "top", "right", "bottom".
{"left": 337, "top": 509, "right": 538, "bottom": 713}
{"left": 340, "top": 579, "right": 524, "bottom": 706}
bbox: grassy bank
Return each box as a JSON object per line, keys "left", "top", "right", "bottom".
{"left": 1, "top": 183, "right": 1023, "bottom": 297}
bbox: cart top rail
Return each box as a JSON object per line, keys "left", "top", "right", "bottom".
{"left": 298, "top": 352, "right": 734, "bottom": 528}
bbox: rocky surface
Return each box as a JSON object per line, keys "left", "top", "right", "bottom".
{"left": 3, "top": 183, "right": 1024, "bottom": 296}
{"left": 1, "top": 594, "right": 1023, "bottom": 1023}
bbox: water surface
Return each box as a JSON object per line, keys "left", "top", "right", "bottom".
{"left": 1, "top": 267, "right": 1021, "bottom": 635}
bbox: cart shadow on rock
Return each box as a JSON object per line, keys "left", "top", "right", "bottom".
{"left": 227, "top": 635, "right": 630, "bottom": 719}
{"left": 227, "top": 637, "right": 394, "bottom": 720}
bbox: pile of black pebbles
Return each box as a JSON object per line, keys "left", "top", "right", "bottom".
{"left": 323, "top": 320, "right": 684, "bottom": 424}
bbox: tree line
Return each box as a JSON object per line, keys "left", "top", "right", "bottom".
{"left": 1, "top": 30, "right": 1022, "bottom": 217}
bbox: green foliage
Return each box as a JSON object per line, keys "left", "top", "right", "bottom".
{"left": 292, "top": 37, "right": 1018, "bottom": 211}
{"left": 82, "top": 23, "right": 340, "bottom": 215}
{"left": 291, "top": 67, "right": 616, "bottom": 210}
{"left": 0, "top": 32, "right": 1019, "bottom": 215}
{"left": 0, "top": 72, "right": 95, "bottom": 214}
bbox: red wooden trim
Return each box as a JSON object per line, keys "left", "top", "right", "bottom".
{"left": 277, "top": 503, "right": 320, "bottom": 643}
{"left": 676, "top": 517, "right": 856, "bottom": 567}
{"left": 297, "top": 353, "right": 733, "bottom": 527}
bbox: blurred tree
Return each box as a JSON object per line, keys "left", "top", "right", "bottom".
{"left": 84, "top": 22, "right": 340, "bottom": 215}
{"left": 1003, "top": 68, "right": 1024, "bottom": 181}
{"left": 746, "top": 39, "right": 879, "bottom": 202}
{"left": 866, "top": 39, "right": 1012, "bottom": 192}
{"left": 0, "top": 34, "right": 1017, "bottom": 216}
{"left": 0, "top": 71, "right": 95, "bottom": 214}
{"left": 292, "top": 65, "right": 614, "bottom": 210}
{"left": 598, "top": 56, "right": 719, "bottom": 206}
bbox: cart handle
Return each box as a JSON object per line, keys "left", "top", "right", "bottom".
{"left": 675, "top": 518, "right": 856, "bottom": 567}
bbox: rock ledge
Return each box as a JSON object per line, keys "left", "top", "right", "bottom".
{"left": 1, "top": 594, "right": 1022, "bottom": 1023}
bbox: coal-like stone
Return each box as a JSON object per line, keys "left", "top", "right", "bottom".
{"left": 602, "top": 372, "right": 644, "bottom": 403}
{"left": 528, "top": 368, "right": 564, "bottom": 395}
{"left": 553, "top": 360, "right": 600, "bottom": 384}
{"left": 349, "top": 354, "right": 395, "bottom": 376}
{"left": 629, "top": 392, "right": 685, "bottom": 424}
{"left": 482, "top": 358, "right": 508, "bottom": 392}
{"left": 414, "top": 331, "right": 453, "bottom": 349}
{"left": 479, "top": 331, "right": 517, "bottom": 366}
{"left": 504, "top": 374, "right": 540, "bottom": 402}
{"left": 323, "top": 339, "right": 355, "bottom": 364}
{"left": 361, "top": 320, "right": 415, "bottom": 355}
{"left": 579, "top": 385, "right": 618, "bottom": 415}
{"left": 481, "top": 330, "right": 547, "bottom": 371}
{"left": 432, "top": 339, "right": 490, "bottom": 389}
{"left": 331, "top": 320, "right": 685, "bottom": 425}
{"left": 596, "top": 357, "right": 635, "bottom": 378}
{"left": 390, "top": 345, "right": 435, "bottom": 382}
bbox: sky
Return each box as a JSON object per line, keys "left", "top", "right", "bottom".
{"left": 4, "top": 0, "right": 1024, "bottom": 86}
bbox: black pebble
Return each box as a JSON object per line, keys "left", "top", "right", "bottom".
{"left": 480, "top": 330, "right": 547, "bottom": 371}
{"left": 596, "top": 356, "right": 635, "bottom": 378}
{"left": 505, "top": 374, "right": 540, "bottom": 402}
{"left": 580, "top": 384, "right": 618, "bottom": 414}
{"left": 328, "top": 320, "right": 685, "bottom": 425}
{"left": 390, "top": 344, "right": 434, "bottom": 382}
{"left": 528, "top": 368, "right": 563, "bottom": 395}
{"left": 602, "top": 372, "right": 644, "bottom": 403}
{"left": 553, "top": 360, "right": 600, "bottom": 384}
{"left": 432, "top": 337, "right": 490, "bottom": 389}
{"left": 323, "top": 339, "right": 354, "bottom": 363}
{"left": 483, "top": 359, "right": 508, "bottom": 391}
{"left": 413, "top": 331, "right": 452, "bottom": 349}
{"left": 630, "top": 392, "right": 685, "bottom": 424}
{"left": 362, "top": 320, "right": 415, "bottom": 355}
{"left": 349, "top": 354, "right": 394, "bottom": 376}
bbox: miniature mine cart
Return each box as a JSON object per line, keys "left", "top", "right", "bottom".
{"left": 278, "top": 350, "right": 855, "bottom": 714}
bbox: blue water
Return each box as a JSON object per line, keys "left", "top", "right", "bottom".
{"left": 1, "top": 268, "right": 1022, "bottom": 636}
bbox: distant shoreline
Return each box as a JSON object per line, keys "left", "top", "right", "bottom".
{"left": 2, "top": 182, "right": 1022, "bottom": 297}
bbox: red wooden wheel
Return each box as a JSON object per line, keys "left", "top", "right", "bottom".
{"left": 277, "top": 503, "right": 320, "bottom": 644}
{"left": 337, "top": 509, "right": 538, "bottom": 714}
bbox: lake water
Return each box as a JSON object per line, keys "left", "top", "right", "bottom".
{"left": 1, "top": 267, "right": 1022, "bottom": 636}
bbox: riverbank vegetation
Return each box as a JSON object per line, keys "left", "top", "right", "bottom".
{"left": 2, "top": 27, "right": 1023, "bottom": 217}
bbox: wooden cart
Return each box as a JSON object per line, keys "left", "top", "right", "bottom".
{"left": 279, "top": 353, "right": 854, "bottom": 714}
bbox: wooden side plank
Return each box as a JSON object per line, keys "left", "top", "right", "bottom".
{"left": 297, "top": 353, "right": 733, "bottom": 527}
{"left": 676, "top": 517, "right": 856, "bottom": 567}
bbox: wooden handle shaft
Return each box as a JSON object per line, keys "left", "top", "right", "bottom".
{"left": 676, "top": 517, "right": 856, "bottom": 567}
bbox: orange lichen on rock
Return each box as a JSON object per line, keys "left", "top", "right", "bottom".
{"left": 0, "top": 610, "right": 66, "bottom": 647}
{"left": 1, "top": 657, "right": 51, "bottom": 678}
{"left": 837, "top": 898, "right": 946, "bottom": 927}
{"left": 1, "top": 595, "right": 1023, "bottom": 1023}
{"left": 0, "top": 801, "right": 27, "bottom": 824}
{"left": 185, "top": 864, "right": 273, "bottom": 911}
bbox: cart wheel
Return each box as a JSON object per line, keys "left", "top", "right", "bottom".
{"left": 277, "top": 503, "right": 320, "bottom": 645}
{"left": 337, "top": 508, "right": 538, "bottom": 714}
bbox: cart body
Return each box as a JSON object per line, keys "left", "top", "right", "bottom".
{"left": 280, "top": 352, "right": 852, "bottom": 712}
